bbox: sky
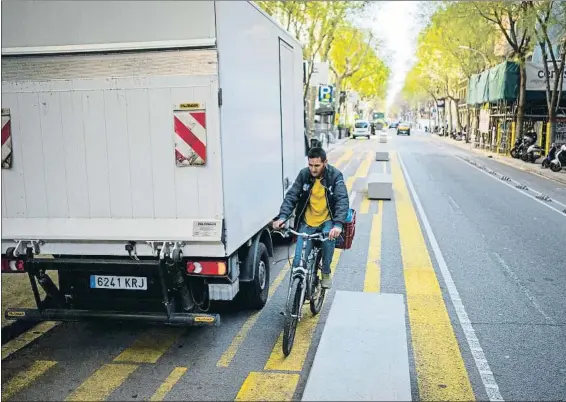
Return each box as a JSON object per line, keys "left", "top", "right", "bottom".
{"left": 367, "top": 1, "right": 433, "bottom": 112}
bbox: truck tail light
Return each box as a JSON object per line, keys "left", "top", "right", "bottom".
{"left": 1, "top": 258, "right": 25, "bottom": 273}
{"left": 186, "top": 261, "right": 226, "bottom": 276}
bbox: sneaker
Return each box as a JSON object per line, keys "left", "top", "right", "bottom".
{"left": 321, "top": 274, "right": 332, "bottom": 289}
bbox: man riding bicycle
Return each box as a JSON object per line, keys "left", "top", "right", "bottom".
{"left": 272, "top": 147, "right": 349, "bottom": 289}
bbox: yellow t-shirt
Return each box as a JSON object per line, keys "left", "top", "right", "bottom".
{"left": 304, "top": 178, "right": 330, "bottom": 227}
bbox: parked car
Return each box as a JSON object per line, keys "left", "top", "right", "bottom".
{"left": 353, "top": 120, "right": 371, "bottom": 139}
{"left": 389, "top": 121, "right": 399, "bottom": 129}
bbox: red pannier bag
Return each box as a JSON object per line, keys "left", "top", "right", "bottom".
{"left": 335, "top": 208, "right": 356, "bottom": 250}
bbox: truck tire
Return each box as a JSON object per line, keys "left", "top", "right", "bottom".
{"left": 240, "top": 242, "right": 270, "bottom": 309}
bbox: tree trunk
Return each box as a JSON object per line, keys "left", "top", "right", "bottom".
{"left": 333, "top": 79, "right": 342, "bottom": 124}
{"left": 548, "top": 109, "right": 556, "bottom": 145}
{"left": 516, "top": 60, "right": 527, "bottom": 139}
{"left": 447, "top": 99, "right": 453, "bottom": 134}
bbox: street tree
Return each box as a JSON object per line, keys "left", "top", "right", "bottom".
{"left": 531, "top": 0, "right": 566, "bottom": 142}
{"left": 328, "top": 23, "right": 377, "bottom": 119}
{"left": 469, "top": 1, "right": 537, "bottom": 139}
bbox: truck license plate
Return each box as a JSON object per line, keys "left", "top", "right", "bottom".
{"left": 90, "top": 275, "right": 147, "bottom": 290}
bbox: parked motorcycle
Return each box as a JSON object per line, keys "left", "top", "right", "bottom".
{"left": 542, "top": 143, "right": 558, "bottom": 169}
{"left": 510, "top": 136, "right": 523, "bottom": 159}
{"left": 524, "top": 143, "right": 543, "bottom": 163}
{"left": 549, "top": 144, "right": 566, "bottom": 172}
{"left": 511, "top": 130, "right": 538, "bottom": 160}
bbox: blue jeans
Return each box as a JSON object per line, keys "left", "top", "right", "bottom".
{"left": 293, "top": 221, "right": 335, "bottom": 275}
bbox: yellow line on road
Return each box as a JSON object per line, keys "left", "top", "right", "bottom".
{"left": 391, "top": 153, "right": 474, "bottom": 401}
{"left": 355, "top": 151, "right": 373, "bottom": 178}
{"left": 2, "top": 360, "right": 57, "bottom": 400}
{"left": 334, "top": 148, "right": 353, "bottom": 170}
{"left": 2, "top": 321, "right": 59, "bottom": 361}
{"left": 217, "top": 263, "right": 290, "bottom": 368}
{"left": 235, "top": 372, "right": 300, "bottom": 401}
{"left": 263, "top": 249, "right": 341, "bottom": 372}
{"left": 113, "top": 327, "right": 182, "bottom": 364}
{"left": 364, "top": 210, "right": 382, "bottom": 293}
{"left": 65, "top": 363, "right": 138, "bottom": 401}
{"left": 150, "top": 367, "right": 188, "bottom": 401}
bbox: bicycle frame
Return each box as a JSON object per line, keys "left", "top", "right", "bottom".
{"left": 286, "top": 230, "right": 326, "bottom": 322}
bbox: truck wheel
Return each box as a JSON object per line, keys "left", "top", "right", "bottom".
{"left": 240, "top": 243, "right": 270, "bottom": 309}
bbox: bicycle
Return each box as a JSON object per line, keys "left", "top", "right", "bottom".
{"left": 274, "top": 227, "right": 329, "bottom": 356}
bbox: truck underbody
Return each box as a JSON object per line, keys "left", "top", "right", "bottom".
{"left": 2, "top": 230, "right": 275, "bottom": 327}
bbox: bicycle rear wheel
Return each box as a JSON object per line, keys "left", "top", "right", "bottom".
{"left": 283, "top": 276, "right": 302, "bottom": 357}
{"left": 309, "top": 251, "right": 326, "bottom": 315}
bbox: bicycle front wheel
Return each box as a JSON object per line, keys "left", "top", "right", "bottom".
{"left": 309, "top": 251, "right": 326, "bottom": 315}
{"left": 283, "top": 276, "right": 303, "bottom": 357}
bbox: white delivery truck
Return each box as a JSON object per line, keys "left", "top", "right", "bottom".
{"left": 1, "top": 1, "right": 305, "bottom": 326}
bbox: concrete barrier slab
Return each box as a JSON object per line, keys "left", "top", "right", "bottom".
{"left": 367, "top": 173, "right": 393, "bottom": 200}
{"left": 301, "top": 291, "right": 411, "bottom": 401}
{"left": 375, "top": 151, "right": 389, "bottom": 161}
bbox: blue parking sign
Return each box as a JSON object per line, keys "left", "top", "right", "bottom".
{"left": 319, "top": 85, "right": 334, "bottom": 102}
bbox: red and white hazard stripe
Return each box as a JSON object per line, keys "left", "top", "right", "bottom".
{"left": 1, "top": 113, "right": 12, "bottom": 169}
{"left": 174, "top": 110, "right": 207, "bottom": 167}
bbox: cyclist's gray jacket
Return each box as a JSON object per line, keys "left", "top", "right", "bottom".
{"left": 277, "top": 164, "right": 349, "bottom": 230}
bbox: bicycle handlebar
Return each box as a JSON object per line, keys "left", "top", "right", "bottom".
{"left": 273, "top": 228, "right": 330, "bottom": 242}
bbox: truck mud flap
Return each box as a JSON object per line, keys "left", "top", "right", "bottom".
{"left": 5, "top": 308, "right": 220, "bottom": 327}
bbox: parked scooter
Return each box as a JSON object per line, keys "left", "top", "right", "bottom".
{"left": 510, "top": 130, "right": 538, "bottom": 159}
{"left": 524, "top": 142, "right": 543, "bottom": 163}
{"left": 542, "top": 143, "right": 558, "bottom": 169}
{"left": 549, "top": 144, "right": 566, "bottom": 172}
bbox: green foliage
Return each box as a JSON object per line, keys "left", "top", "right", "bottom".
{"left": 403, "top": 1, "right": 500, "bottom": 102}
{"left": 255, "top": 1, "right": 389, "bottom": 102}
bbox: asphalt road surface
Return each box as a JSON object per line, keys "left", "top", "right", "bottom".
{"left": 2, "top": 129, "right": 565, "bottom": 401}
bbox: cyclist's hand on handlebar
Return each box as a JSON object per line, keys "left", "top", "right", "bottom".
{"left": 272, "top": 219, "right": 285, "bottom": 230}
{"left": 328, "top": 226, "right": 342, "bottom": 240}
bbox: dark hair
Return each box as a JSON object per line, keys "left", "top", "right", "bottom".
{"left": 307, "top": 147, "right": 327, "bottom": 162}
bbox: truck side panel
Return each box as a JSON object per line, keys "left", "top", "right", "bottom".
{"left": 215, "top": 1, "right": 305, "bottom": 256}
{"left": 1, "top": 50, "right": 225, "bottom": 245}
{"left": 1, "top": 1, "right": 215, "bottom": 50}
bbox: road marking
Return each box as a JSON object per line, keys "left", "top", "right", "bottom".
{"left": 235, "top": 372, "right": 300, "bottom": 401}
{"left": 354, "top": 151, "right": 373, "bottom": 178}
{"left": 360, "top": 197, "right": 371, "bottom": 213}
{"left": 113, "top": 327, "right": 182, "bottom": 364}
{"left": 2, "top": 360, "right": 57, "bottom": 400}
{"left": 391, "top": 153, "right": 475, "bottom": 401}
{"left": 457, "top": 155, "right": 566, "bottom": 218}
{"left": 334, "top": 148, "right": 353, "bottom": 170}
{"left": 397, "top": 153, "right": 504, "bottom": 402}
{"left": 494, "top": 253, "right": 555, "bottom": 324}
{"left": 150, "top": 367, "right": 188, "bottom": 401}
{"left": 263, "top": 249, "right": 341, "bottom": 372}
{"left": 65, "top": 363, "right": 138, "bottom": 401}
{"left": 217, "top": 263, "right": 290, "bottom": 368}
{"left": 364, "top": 212, "right": 382, "bottom": 293}
{"left": 2, "top": 321, "right": 59, "bottom": 360}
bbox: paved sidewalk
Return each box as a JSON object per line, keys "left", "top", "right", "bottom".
{"left": 433, "top": 135, "right": 566, "bottom": 185}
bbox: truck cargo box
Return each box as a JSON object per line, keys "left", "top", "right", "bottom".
{"left": 1, "top": 1, "right": 305, "bottom": 259}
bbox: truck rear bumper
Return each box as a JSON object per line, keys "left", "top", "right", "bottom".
{"left": 5, "top": 307, "right": 220, "bottom": 326}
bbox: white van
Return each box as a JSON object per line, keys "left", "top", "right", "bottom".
{"left": 352, "top": 119, "right": 371, "bottom": 139}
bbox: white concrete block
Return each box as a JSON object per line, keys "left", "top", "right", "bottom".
{"left": 379, "top": 133, "right": 388, "bottom": 143}
{"left": 367, "top": 173, "right": 393, "bottom": 200}
{"left": 301, "top": 291, "right": 412, "bottom": 401}
{"left": 375, "top": 151, "right": 389, "bottom": 161}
